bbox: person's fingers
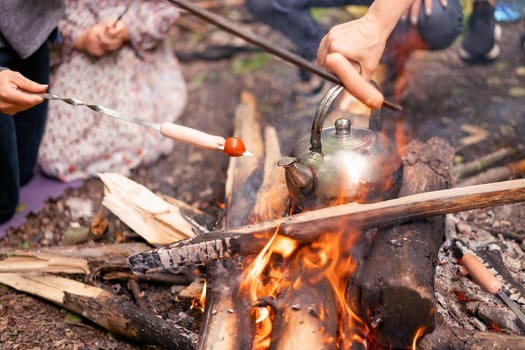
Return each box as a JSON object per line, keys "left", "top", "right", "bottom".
{"left": 317, "top": 36, "right": 329, "bottom": 67}
{"left": 0, "top": 72, "right": 45, "bottom": 115}
{"left": 11, "top": 72, "right": 48, "bottom": 93}
{"left": 324, "top": 53, "right": 384, "bottom": 110}
{"left": 424, "top": 0, "right": 434, "bottom": 15}
{"left": 410, "top": 0, "right": 421, "bottom": 25}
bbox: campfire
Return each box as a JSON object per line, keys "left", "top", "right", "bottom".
{"left": 1, "top": 91, "right": 525, "bottom": 349}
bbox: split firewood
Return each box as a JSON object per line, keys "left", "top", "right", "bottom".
{"left": 247, "top": 125, "right": 338, "bottom": 349}
{"left": 198, "top": 90, "right": 262, "bottom": 350}
{"left": 0, "top": 244, "right": 192, "bottom": 286}
{"left": 0, "top": 273, "right": 197, "bottom": 349}
{"left": 0, "top": 242, "right": 151, "bottom": 258}
{"left": 99, "top": 172, "right": 199, "bottom": 244}
{"left": 0, "top": 253, "right": 90, "bottom": 274}
{"left": 129, "top": 177, "right": 525, "bottom": 273}
{"left": 247, "top": 125, "right": 289, "bottom": 223}
{"left": 0, "top": 243, "right": 148, "bottom": 275}
{"left": 355, "top": 137, "right": 455, "bottom": 348}
{"left": 452, "top": 146, "right": 516, "bottom": 181}
{"left": 457, "top": 158, "right": 525, "bottom": 187}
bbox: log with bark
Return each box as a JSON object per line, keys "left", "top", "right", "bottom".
{"left": 0, "top": 273, "right": 197, "bottom": 349}
{"left": 354, "top": 137, "right": 454, "bottom": 349}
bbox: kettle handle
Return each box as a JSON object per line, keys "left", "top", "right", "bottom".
{"left": 309, "top": 83, "right": 382, "bottom": 154}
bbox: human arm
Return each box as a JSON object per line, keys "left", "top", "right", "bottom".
{"left": 0, "top": 69, "right": 46, "bottom": 115}
{"left": 317, "top": 0, "right": 414, "bottom": 109}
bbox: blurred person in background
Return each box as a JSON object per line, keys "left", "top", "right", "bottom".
{"left": 246, "top": 0, "right": 463, "bottom": 99}
{"left": 38, "top": 0, "right": 187, "bottom": 182}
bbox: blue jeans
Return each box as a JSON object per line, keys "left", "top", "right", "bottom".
{"left": 0, "top": 43, "right": 50, "bottom": 224}
{"left": 246, "top": 0, "right": 463, "bottom": 61}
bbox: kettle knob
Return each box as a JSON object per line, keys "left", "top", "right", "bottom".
{"left": 334, "top": 118, "right": 351, "bottom": 136}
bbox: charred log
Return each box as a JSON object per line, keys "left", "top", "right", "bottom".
{"left": 355, "top": 137, "right": 455, "bottom": 348}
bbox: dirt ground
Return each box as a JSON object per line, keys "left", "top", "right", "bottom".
{"left": 1, "top": 5, "right": 525, "bottom": 350}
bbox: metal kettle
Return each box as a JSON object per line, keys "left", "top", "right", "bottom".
{"left": 278, "top": 85, "right": 403, "bottom": 210}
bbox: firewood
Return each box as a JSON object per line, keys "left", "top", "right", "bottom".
{"left": 452, "top": 146, "right": 516, "bottom": 180}
{"left": 198, "top": 90, "right": 262, "bottom": 350}
{"left": 0, "top": 243, "right": 149, "bottom": 275}
{"left": 0, "top": 253, "right": 90, "bottom": 274}
{"left": 248, "top": 125, "right": 288, "bottom": 223}
{"left": 0, "top": 244, "right": 192, "bottom": 287}
{"left": 248, "top": 126, "right": 338, "bottom": 350}
{"left": 129, "top": 176, "right": 525, "bottom": 273}
{"left": 0, "top": 242, "right": 152, "bottom": 258}
{"left": 99, "top": 172, "right": 198, "bottom": 244}
{"left": 0, "top": 273, "right": 197, "bottom": 349}
{"left": 267, "top": 252, "right": 339, "bottom": 350}
{"left": 356, "top": 137, "right": 454, "bottom": 348}
{"left": 418, "top": 323, "right": 525, "bottom": 350}
{"left": 457, "top": 158, "right": 525, "bottom": 187}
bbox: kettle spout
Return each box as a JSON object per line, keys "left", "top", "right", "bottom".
{"left": 278, "top": 156, "right": 315, "bottom": 196}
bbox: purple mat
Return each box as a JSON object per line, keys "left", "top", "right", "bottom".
{"left": 0, "top": 173, "right": 83, "bottom": 239}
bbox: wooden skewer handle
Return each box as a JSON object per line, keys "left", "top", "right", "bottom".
{"left": 160, "top": 122, "right": 225, "bottom": 151}
{"left": 460, "top": 254, "right": 502, "bottom": 295}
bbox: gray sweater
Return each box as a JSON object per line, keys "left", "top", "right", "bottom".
{"left": 0, "top": 0, "right": 64, "bottom": 59}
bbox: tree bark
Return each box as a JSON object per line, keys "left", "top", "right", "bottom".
{"left": 355, "top": 137, "right": 455, "bottom": 349}
{"left": 0, "top": 273, "right": 197, "bottom": 349}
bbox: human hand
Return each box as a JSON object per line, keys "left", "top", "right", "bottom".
{"left": 100, "top": 20, "right": 129, "bottom": 51}
{"left": 0, "top": 70, "right": 47, "bottom": 115}
{"left": 317, "top": 15, "right": 386, "bottom": 109}
{"left": 75, "top": 21, "right": 128, "bottom": 57}
{"left": 403, "top": 0, "right": 448, "bottom": 25}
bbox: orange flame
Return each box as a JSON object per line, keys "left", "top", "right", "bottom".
{"left": 411, "top": 326, "right": 426, "bottom": 350}
{"left": 190, "top": 280, "right": 207, "bottom": 313}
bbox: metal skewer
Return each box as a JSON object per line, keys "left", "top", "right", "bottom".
{"left": 40, "top": 93, "right": 252, "bottom": 157}
{"left": 112, "top": 1, "right": 134, "bottom": 27}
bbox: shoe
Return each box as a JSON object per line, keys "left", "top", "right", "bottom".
{"left": 494, "top": 3, "right": 522, "bottom": 23}
{"left": 459, "top": 0, "right": 501, "bottom": 63}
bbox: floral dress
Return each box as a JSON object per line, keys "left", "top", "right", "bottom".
{"left": 38, "top": 0, "right": 187, "bottom": 182}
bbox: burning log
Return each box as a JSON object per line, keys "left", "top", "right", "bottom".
{"left": 198, "top": 91, "right": 339, "bottom": 350}
{"left": 129, "top": 176, "right": 525, "bottom": 273}
{"left": 0, "top": 273, "right": 197, "bottom": 349}
{"left": 197, "top": 90, "right": 263, "bottom": 350}
{"left": 355, "top": 137, "right": 455, "bottom": 348}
